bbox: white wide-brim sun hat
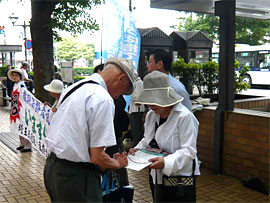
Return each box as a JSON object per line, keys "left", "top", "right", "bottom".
{"left": 105, "top": 58, "right": 137, "bottom": 95}
{"left": 7, "top": 69, "right": 24, "bottom": 82}
{"left": 135, "top": 71, "right": 184, "bottom": 107}
{"left": 43, "top": 79, "right": 64, "bottom": 94}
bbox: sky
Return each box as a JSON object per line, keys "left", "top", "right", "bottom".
{"left": 0, "top": 0, "right": 185, "bottom": 44}
{"left": 131, "top": 0, "right": 184, "bottom": 34}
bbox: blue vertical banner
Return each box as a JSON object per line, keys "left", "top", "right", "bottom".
{"left": 100, "top": 0, "right": 141, "bottom": 110}
{"left": 102, "top": 0, "right": 141, "bottom": 69}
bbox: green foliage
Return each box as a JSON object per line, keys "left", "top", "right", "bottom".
{"left": 235, "top": 18, "right": 270, "bottom": 45}
{"left": 171, "top": 58, "right": 200, "bottom": 88}
{"left": 74, "top": 67, "right": 94, "bottom": 76}
{"left": 48, "top": 0, "right": 101, "bottom": 41}
{"left": 0, "top": 66, "right": 6, "bottom": 77}
{"left": 74, "top": 75, "right": 86, "bottom": 83}
{"left": 178, "top": 14, "right": 219, "bottom": 41}
{"left": 55, "top": 37, "right": 95, "bottom": 63}
{"left": 171, "top": 58, "right": 250, "bottom": 96}
{"left": 234, "top": 60, "right": 250, "bottom": 93}
{"left": 178, "top": 14, "right": 270, "bottom": 45}
{"left": 200, "top": 60, "right": 219, "bottom": 95}
{"left": 28, "top": 71, "right": 34, "bottom": 79}
{"left": 80, "top": 43, "right": 95, "bottom": 61}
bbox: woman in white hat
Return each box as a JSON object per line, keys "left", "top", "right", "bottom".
{"left": 129, "top": 71, "right": 200, "bottom": 202}
{"left": 8, "top": 68, "right": 26, "bottom": 90}
{"left": 8, "top": 68, "right": 32, "bottom": 153}
{"left": 43, "top": 79, "right": 64, "bottom": 113}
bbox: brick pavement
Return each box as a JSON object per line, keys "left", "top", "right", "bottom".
{"left": 0, "top": 105, "right": 269, "bottom": 203}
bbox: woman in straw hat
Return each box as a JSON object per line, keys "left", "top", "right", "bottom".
{"left": 129, "top": 71, "right": 200, "bottom": 202}
{"left": 43, "top": 79, "right": 64, "bottom": 113}
{"left": 8, "top": 68, "right": 32, "bottom": 153}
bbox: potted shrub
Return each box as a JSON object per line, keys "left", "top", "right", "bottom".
{"left": 171, "top": 57, "right": 199, "bottom": 95}
{"left": 234, "top": 60, "right": 250, "bottom": 94}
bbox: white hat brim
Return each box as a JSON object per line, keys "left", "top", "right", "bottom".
{"left": 7, "top": 69, "right": 24, "bottom": 82}
{"left": 44, "top": 84, "right": 62, "bottom": 94}
{"left": 135, "top": 88, "right": 184, "bottom": 107}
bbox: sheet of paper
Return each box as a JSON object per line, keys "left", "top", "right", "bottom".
{"left": 126, "top": 149, "right": 165, "bottom": 171}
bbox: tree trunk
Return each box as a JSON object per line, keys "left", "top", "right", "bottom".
{"left": 30, "top": 1, "right": 57, "bottom": 103}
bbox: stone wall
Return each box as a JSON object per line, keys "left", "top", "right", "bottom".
{"left": 194, "top": 99, "right": 270, "bottom": 190}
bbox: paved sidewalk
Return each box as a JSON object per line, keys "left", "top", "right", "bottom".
{"left": 0, "top": 105, "right": 269, "bottom": 202}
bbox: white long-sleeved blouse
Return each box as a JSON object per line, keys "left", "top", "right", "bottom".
{"left": 135, "top": 102, "right": 200, "bottom": 184}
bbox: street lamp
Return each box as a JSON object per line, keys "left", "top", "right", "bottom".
{"left": 9, "top": 13, "right": 30, "bottom": 62}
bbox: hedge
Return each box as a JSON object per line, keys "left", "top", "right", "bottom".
{"left": 74, "top": 67, "right": 94, "bottom": 76}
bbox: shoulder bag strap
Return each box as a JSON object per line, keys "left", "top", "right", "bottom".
{"left": 60, "top": 80, "right": 99, "bottom": 105}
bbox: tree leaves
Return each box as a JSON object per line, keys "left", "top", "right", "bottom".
{"left": 47, "top": 0, "right": 101, "bottom": 41}
{"left": 178, "top": 13, "right": 270, "bottom": 45}
{"left": 55, "top": 37, "right": 95, "bottom": 63}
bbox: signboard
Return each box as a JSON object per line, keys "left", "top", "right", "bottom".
{"left": 10, "top": 87, "right": 50, "bottom": 157}
{"left": 26, "top": 39, "right": 32, "bottom": 50}
{"left": 61, "top": 61, "right": 74, "bottom": 83}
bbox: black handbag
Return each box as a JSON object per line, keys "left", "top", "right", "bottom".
{"left": 161, "top": 159, "right": 196, "bottom": 198}
{"left": 101, "top": 171, "right": 134, "bottom": 203}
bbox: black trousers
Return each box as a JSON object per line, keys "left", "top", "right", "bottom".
{"left": 129, "top": 112, "right": 144, "bottom": 146}
{"left": 44, "top": 153, "right": 102, "bottom": 202}
{"left": 149, "top": 171, "right": 196, "bottom": 203}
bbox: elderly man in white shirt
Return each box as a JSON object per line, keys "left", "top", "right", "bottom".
{"left": 44, "top": 58, "right": 136, "bottom": 202}
{"left": 129, "top": 71, "right": 200, "bottom": 202}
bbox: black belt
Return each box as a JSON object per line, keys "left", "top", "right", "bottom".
{"left": 49, "top": 152, "right": 101, "bottom": 172}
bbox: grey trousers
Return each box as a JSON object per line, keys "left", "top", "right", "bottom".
{"left": 44, "top": 153, "right": 102, "bottom": 202}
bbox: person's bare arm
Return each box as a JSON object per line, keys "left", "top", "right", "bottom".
{"left": 90, "top": 147, "right": 128, "bottom": 171}
{"left": 24, "top": 78, "right": 33, "bottom": 82}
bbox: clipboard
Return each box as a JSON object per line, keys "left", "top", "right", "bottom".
{"left": 126, "top": 149, "right": 166, "bottom": 171}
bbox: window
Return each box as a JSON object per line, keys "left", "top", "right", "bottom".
{"left": 235, "top": 52, "right": 255, "bottom": 67}
{"left": 258, "top": 52, "right": 270, "bottom": 69}
{"left": 189, "top": 49, "right": 210, "bottom": 63}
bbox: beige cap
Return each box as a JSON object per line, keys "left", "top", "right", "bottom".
{"left": 135, "top": 71, "right": 183, "bottom": 107}
{"left": 105, "top": 58, "right": 137, "bottom": 95}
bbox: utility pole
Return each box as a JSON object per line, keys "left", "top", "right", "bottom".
{"left": 9, "top": 14, "right": 30, "bottom": 62}
{"left": 129, "top": 0, "right": 132, "bottom": 12}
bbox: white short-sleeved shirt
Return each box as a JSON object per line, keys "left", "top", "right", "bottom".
{"left": 135, "top": 102, "right": 200, "bottom": 184}
{"left": 21, "top": 68, "right": 29, "bottom": 80}
{"left": 45, "top": 73, "right": 116, "bottom": 163}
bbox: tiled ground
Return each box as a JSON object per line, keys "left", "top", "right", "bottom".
{"left": 0, "top": 106, "right": 269, "bottom": 203}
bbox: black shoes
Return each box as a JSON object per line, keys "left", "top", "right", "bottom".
{"left": 16, "top": 145, "right": 32, "bottom": 152}
{"left": 16, "top": 146, "right": 24, "bottom": 150}
{"left": 20, "top": 148, "right": 32, "bottom": 153}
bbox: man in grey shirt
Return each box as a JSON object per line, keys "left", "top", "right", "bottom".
{"left": 147, "top": 49, "right": 192, "bottom": 111}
